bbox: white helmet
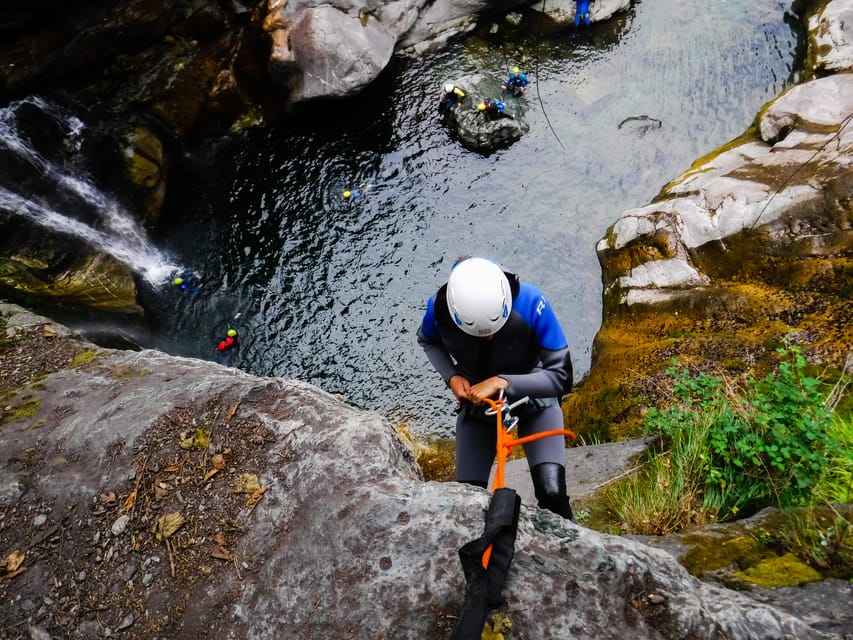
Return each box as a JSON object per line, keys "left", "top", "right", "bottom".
{"left": 444, "top": 83, "right": 454, "bottom": 93}
{"left": 446, "top": 258, "right": 512, "bottom": 337}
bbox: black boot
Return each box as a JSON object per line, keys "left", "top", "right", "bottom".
{"left": 531, "top": 462, "right": 574, "bottom": 522}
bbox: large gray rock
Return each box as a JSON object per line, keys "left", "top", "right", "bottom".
{"left": 279, "top": 6, "right": 396, "bottom": 99}
{"left": 0, "top": 305, "right": 836, "bottom": 639}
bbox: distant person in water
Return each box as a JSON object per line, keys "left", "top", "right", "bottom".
{"left": 173, "top": 269, "right": 203, "bottom": 293}
{"left": 342, "top": 189, "right": 363, "bottom": 201}
{"left": 575, "top": 0, "right": 591, "bottom": 26}
{"left": 216, "top": 312, "right": 241, "bottom": 366}
{"left": 503, "top": 67, "right": 528, "bottom": 97}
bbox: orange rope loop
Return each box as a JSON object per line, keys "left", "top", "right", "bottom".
{"left": 480, "top": 393, "right": 576, "bottom": 568}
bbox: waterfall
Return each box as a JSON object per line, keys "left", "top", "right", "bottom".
{"left": 0, "top": 96, "right": 179, "bottom": 285}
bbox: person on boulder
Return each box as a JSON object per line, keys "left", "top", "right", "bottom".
{"left": 439, "top": 83, "right": 466, "bottom": 115}
{"left": 477, "top": 99, "right": 513, "bottom": 122}
{"left": 417, "top": 256, "right": 575, "bottom": 521}
{"left": 575, "top": 0, "right": 592, "bottom": 26}
{"left": 503, "top": 67, "right": 528, "bottom": 97}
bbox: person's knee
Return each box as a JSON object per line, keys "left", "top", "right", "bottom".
{"left": 531, "top": 462, "right": 574, "bottom": 521}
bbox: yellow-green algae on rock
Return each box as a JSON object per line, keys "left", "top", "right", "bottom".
{"left": 736, "top": 553, "right": 823, "bottom": 588}
{"left": 680, "top": 535, "right": 768, "bottom": 576}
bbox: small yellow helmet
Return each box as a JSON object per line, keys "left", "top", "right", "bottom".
{"left": 173, "top": 277, "right": 183, "bottom": 286}
{"left": 512, "top": 66, "right": 520, "bottom": 73}
{"left": 227, "top": 328, "right": 237, "bottom": 338}
{"left": 343, "top": 190, "right": 352, "bottom": 199}
{"left": 477, "top": 102, "right": 486, "bottom": 111}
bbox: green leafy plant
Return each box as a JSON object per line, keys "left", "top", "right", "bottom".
{"left": 593, "top": 344, "right": 851, "bottom": 575}
{"left": 642, "top": 344, "right": 840, "bottom": 521}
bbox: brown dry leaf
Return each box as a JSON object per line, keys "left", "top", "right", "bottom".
{"left": 203, "top": 468, "right": 221, "bottom": 482}
{"left": 226, "top": 403, "right": 240, "bottom": 422}
{"left": 41, "top": 325, "right": 57, "bottom": 337}
{"left": 213, "top": 532, "right": 226, "bottom": 545}
{"left": 233, "top": 474, "right": 261, "bottom": 494}
{"left": 154, "top": 485, "right": 170, "bottom": 501}
{"left": 211, "top": 454, "right": 226, "bottom": 470}
{"left": 123, "top": 491, "right": 137, "bottom": 513}
{"left": 163, "top": 462, "right": 182, "bottom": 472}
{"left": 100, "top": 492, "right": 117, "bottom": 504}
{"left": 2, "top": 567, "right": 27, "bottom": 580}
{"left": 1, "top": 550, "right": 25, "bottom": 572}
{"left": 245, "top": 486, "right": 267, "bottom": 508}
{"left": 153, "top": 512, "right": 185, "bottom": 541}
{"left": 210, "top": 544, "right": 232, "bottom": 561}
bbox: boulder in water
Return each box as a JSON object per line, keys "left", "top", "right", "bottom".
{"left": 440, "top": 74, "right": 529, "bottom": 153}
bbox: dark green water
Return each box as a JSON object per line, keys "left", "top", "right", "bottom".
{"left": 143, "top": 0, "right": 802, "bottom": 437}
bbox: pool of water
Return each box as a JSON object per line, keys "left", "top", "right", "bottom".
{"left": 138, "top": 0, "right": 802, "bottom": 437}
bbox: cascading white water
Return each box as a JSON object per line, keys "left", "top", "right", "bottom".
{"left": 0, "top": 96, "right": 179, "bottom": 285}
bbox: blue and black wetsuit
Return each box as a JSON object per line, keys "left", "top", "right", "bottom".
{"left": 504, "top": 72, "right": 529, "bottom": 96}
{"left": 417, "top": 270, "right": 574, "bottom": 487}
{"left": 575, "top": 0, "right": 591, "bottom": 26}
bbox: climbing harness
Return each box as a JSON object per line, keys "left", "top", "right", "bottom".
{"left": 480, "top": 392, "right": 576, "bottom": 567}
{"left": 449, "top": 391, "right": 576, "bottom": 639}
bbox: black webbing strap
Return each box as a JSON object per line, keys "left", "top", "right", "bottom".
{"left": 449, "top": 488, "right": 522, "bottom": 640}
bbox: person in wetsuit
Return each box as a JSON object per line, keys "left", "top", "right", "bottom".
{"left": 417, "top": 257, "right": 575, "bottom": 520}
{"left": 438, "top": 83, "right": 466, "bottom": 115}
{"left": 477, "top": 99, "right": 513, "bottom": 122}
{"left": 575, "top": 0, "right": 591, "bottom": 26}
{"left": 503, "top": 66, "right": 529, "bottom": 97}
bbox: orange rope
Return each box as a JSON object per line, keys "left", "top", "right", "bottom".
{"left": 480, "top": 396, "right": 576, "bottom": 568}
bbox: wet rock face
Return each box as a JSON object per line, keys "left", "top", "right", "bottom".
{"left": 0, "top": 98, "right": 142, "bottom": 313}
{"left": 566, "top": 1, "right": 853, "bottom": 440}
{"left": 0, "top": 304, "right": 834, "bottom": 639}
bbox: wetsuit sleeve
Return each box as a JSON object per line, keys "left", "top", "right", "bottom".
{"left": 501, "top": 285, "right": 573, "bottom": 398}
{"left": 417, "top": 296, "right": 458, "bottom": 383}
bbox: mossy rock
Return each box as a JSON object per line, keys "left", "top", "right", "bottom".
{"left": 680, "top": 535, "right": 768, "bottom": 576}
{"left": 735, "top": 552, "right": 823, "bottom": 588}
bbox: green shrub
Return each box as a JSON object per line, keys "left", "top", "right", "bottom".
{"left": 643, "top": 344, "right": 842, "bottom": 521}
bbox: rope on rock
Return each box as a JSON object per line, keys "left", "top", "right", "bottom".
{"left": 748, "top": 110, "right": 853, "bottom": 232}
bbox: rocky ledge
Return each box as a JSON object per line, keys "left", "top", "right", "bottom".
{"left": 0, "top": 303, "right": 844, "bottom": 639}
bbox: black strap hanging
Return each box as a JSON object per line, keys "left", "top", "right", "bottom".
{"left": 449, "top": 488, "right": 521, "bottom": 640}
